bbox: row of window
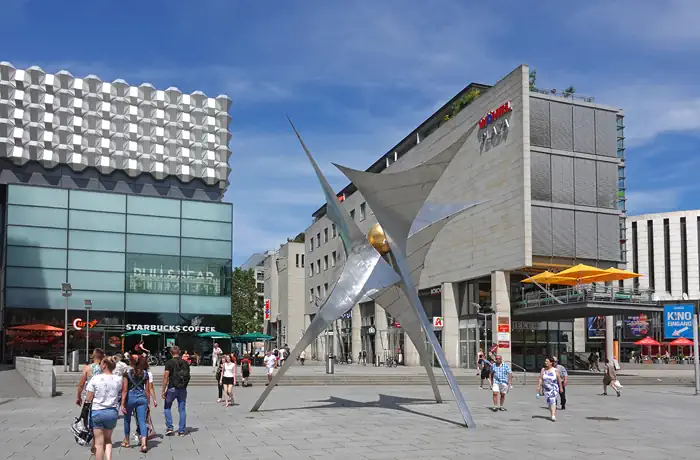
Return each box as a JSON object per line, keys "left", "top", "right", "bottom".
{"left": 7, "top": 205, "right": 232, "bottom": 241}
{"left": 8, "top": 184, "right": 232, "bottom": 222}
{"left": 309, "top": 202, "right": 368, "bottom": 251}
{"left": 7, "top": 225, "right": 232, "bottom": 258}
{"left": 6, "top": 288, "right": 230, "bottom": 314}
{"left": 309, "top": 251, "right": 340, "bottom": 277}
{"left": 310, "top": 283, "right": 330, "bottom": 303}
{"left": 632, "top": 217, "right": 698, "bottom": 294}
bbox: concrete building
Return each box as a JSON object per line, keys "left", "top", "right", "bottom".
{"left": 0, "top": 62, "right": 233, "bottom": 362}
{"left": 240, "top": 253, "right": 267, "bottom": 304}
{"left": 302, "top": 64, "right": 634, "bottom": 371}
{"left": 262, "top": 242, "right": 306, "bottom": 350}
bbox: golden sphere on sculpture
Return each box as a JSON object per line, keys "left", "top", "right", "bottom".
{"left": 367, "top": 223, "right": 391, "bottom": 255}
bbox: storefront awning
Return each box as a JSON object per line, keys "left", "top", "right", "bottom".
{"left": 512, "top": 301, "right": 664, "bottom": 321}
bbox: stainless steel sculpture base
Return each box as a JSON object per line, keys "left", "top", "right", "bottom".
{"left": 251, "top": 118, "right": 477, "bottom": 427}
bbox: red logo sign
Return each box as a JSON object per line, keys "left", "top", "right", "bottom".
{"left": 497, "top": 324, "right": 510, "bottom": 333}
{"left": 498, "top": 341, "right": 510, "bottom": 349}
{"left": 478, "top": 101, "right": 512, "bottom": 129}
{"left": 72, "top": 318, "right": 99, "bottom": 331}
{"left": 264, "top": 299, "right": 271, "bottom": 321}
{"left": 108, "top": 336, "right": 121, "bottom": 347}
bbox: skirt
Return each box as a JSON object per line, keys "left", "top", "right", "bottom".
{"left": 222, "top": 376, "right": 234, "bottom": 385}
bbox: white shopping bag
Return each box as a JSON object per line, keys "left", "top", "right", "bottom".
{"left": 613, "top": 380, "right": 623, "bottom": 390}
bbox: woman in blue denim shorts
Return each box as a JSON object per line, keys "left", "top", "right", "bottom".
{"left": 85, "top": 357, "right": 122, "bottom": 460}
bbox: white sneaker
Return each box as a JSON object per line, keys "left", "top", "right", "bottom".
{"left": 551, "top": 416, "right": 556, "bottom": 422}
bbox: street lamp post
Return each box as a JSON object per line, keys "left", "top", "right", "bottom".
{"left": 61, "top": 283, "right": 72, "bottom": 372}
{"left": 472, "top": 303, "right": 489, "bottom": 357}
{"left": 85, "top": 299, "right": 92, "bottom": 362}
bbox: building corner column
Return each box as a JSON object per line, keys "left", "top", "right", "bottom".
{"left": 573, "top": 318, "right": 587, "bottom": 353}
{"left": 374, "top": 302, "right": 388, "bottom": 365}
{"left": 403, "top": 330, "right": 420, "bottom": 366}
{"left": 605, "top": 316, "right": 614, "bottom": 362}
{"left": 441, "top": 282, "right": 460, "bottom": 368}
{"left": 491, "top": 270, "right": 512, "bottom": 363}
{"left": 351, "top": 303, "right": 361, "bottom": 364}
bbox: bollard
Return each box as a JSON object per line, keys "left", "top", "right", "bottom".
{"left": 326, "top": 355, "right": 335, "bottom": 374}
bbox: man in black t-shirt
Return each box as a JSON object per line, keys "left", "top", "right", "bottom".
{"left": 161, "top": 346, "right": 190, "bottom": 436}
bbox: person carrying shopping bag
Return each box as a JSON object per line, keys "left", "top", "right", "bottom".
{"left": 121, "top": 355, "right": 150, "bottom": 453}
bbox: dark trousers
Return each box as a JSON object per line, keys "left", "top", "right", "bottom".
{"left": 559, "top": 387, "right": 567, "bottom": 408}
{"left": 217, "top": 382, "right": 223, "bottom": 398}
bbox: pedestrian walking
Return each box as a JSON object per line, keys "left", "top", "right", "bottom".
{"left": 537, "top": 357, "right": 563, "bottom": 422}
{"left": 240, "top": 353, "right": 252, "bottom": 386}
{"left": 476, "top": 349, "right": 485, "bottom": 376}
{"left": 162, "top": 346, "right": 190, "bottom": 436}
{"left": 552, "top": 356, "right": 568, "bottom": 410}
{"left": 113, "top": 353, "right": 129, "bottom": 378}
{"left": 212, "top": 342, "right": 222, "bottom": 371}
{"left": 85, "top": 357, "right": 121, "bottom": 460}
{"left": 264, "top": 350, "right": 276, "bottom": 386}
{"left": 589, "top": 352, "right": 601, "bottom": 372}
{"left": 479, "top": 356, "right": 492, "bottom": 389}
{"left": 134, "top": 360, "right": 158, "bottom": 442}
{"left": 602, "top": 358, "right": 621, "bottom": 397}
{"left": 490, "top": 355, "right": 512, "bottom": 411}
{"left": 220, "top": 355, "right": 236, "bottom": 407}
{"left": 76, "top": 348, "right": 105, "bottom": 407}
{"left": 215, "top": 358, "right": 225, "bottom": 402}
{"left": 299, "top": 350, "right": 306, "bottom": 366}
{"left": 120, "top": 355, "right": 150, "bottom": 453}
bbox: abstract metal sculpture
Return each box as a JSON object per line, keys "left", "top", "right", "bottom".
{"left": 251, "top": 118, "right": 479, "bottom": 427}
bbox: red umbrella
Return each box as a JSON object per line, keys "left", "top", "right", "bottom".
{"left": 635, "top": 336, "right": 661, "bottom": 360}
{"left": 669, "top": 338, "right": 693, "bottom": 346}
{"left": 9, "top": 324, "right": 64, "bottom": 332}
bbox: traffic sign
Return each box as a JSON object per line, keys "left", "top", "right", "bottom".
{"left": 664, "top": 304, "right": 695, "bottom": 339}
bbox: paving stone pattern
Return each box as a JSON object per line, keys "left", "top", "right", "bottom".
{"left": 1, "top": 384, "right": 698, "bottom": 459}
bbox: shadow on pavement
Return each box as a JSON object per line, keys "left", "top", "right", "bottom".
{"left": 257, "top": 393, "right": 466, "bottom": 427}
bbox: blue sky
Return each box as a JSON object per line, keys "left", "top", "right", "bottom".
{"left": 3, "top": 1, "right": 700, "bottom": 265}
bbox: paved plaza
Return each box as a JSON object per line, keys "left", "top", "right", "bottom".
{"left": 2, "top": 383, "right": 699, "bottom": 460}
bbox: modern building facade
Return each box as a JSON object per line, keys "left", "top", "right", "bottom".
{"left": 262, "top": 242, "right": 305, "bottom": 350}
{"left": 240, "top": 252, "right": 267, "bottom": 304}
{"left": 303, "top": 65, "right": 627, "bottom": 371}
{"left": 0, "top": 62, "right": 233, "bottom": 362}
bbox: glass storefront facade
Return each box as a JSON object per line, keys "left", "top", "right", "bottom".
{"left": 2, "top": 184, "right": 232, "bottom": 362}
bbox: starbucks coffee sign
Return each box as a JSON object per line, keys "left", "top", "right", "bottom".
{"left": 126, "top": 324, "right": 217, "bottom": 333}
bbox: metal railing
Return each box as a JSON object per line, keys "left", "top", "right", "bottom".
{"left": 509, "top": 362, "right": 527, "bottom": 386}
{"left": 530, "top": 87, "right": 595, "bottom": 103}
{"left": 515, "top": 286, "right": 655, "bottom": 309}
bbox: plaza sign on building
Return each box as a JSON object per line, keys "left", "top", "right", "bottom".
{"left": 478, "top": 101, "right": 512, "bottom": 129}
{"left": 664, "top": 304, "right": 695, "bottom": 339}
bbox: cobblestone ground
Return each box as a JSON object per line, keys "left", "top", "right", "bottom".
{"left": 1, "top": 384, "right": 698, "bottom": 459}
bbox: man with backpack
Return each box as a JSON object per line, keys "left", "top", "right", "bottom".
{"left": 161, "top": 346, "right": 190, "bottom": 436}
{"left": 240, "top": 353, "right": 252, "bottom": 387}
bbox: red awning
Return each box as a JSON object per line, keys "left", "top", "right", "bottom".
{"left": 9, "top": 324, "right": 64, "bottom": 332}
{"left": 635, "top": 336, "right": 661, "bottom": 346}
{"left": 669, "top": 337, "right": 693, "bottom": 346}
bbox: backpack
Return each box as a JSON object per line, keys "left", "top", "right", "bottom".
{"left": 171, "top": 358, "right": 190, "bottom": 389}
{"left": 70, "top": 402, "right": 93, "bottom": 446}
{"left": 241, "top": 360, "right": 249, "bottom": 373}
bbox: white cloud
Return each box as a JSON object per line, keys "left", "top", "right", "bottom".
{"left": 627, "top": 187, "right": 688, "bottom": 215}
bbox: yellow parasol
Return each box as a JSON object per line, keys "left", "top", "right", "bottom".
{"left": 580, "top": 267, "right": 642, "bottom": 284}
{"left": 555, "top": 264, "right": 609, "bottom": 279}
{"left": 521, "top": 271, "right": 578, "bottom": 286}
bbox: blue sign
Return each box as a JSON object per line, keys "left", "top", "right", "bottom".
{"left": 664, "top": 304, "right": 695, "bottom": 339}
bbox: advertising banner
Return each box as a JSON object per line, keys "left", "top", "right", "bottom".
{"left": 587, "top": 316, "right": 606, "bottom": 339}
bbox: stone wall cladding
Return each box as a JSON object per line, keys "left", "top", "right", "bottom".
{"left": 15, "top": 356, "right": 55, "bottom": 398}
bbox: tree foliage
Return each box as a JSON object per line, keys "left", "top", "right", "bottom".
{"left": 231, "top": 267, "right": 263, "bottom": 335}
{"left": 443, "top": 88, "right": 481, "bottom": 121}
{"left": 529, "top": 69, "right": 537, "bottom": 91}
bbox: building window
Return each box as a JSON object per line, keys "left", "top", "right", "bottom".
{"left": 316, "top": 260, "right": 320, "bottom": 274}
{"left": 323, "top": 282, "right": 328, "bottom": 297}
{"left": 309, "top": 237, "right": 314, "bottom": 252}
{"left": 360, "top": 202, "right": 366, "bottom": 221}
{"left": 647, "top": 220, "right": 655, "bottom": 291}
{"left": 309, "top": 263, "right": 314, "bottom": 277}
{"left": 664, "top": 218, "right": 671, "bottom": 293}
{"left": 332, "top": 250, "right": 337, "bottom": 267}
{"left": 316, "top": 233, "right": 320, "bottom": 247}
{"left": 256, "top": 271, "right": 264, "bottom": 281}
{"left": 332, "top": 223, "right": 337, "bottom": 238}
{"left": 323, "top": 227, "right": 328, "bottom": 243}
{"left": 301, "top": 254, "right": 305, "bottom": 267}
{"left": 296, "top": 254, "right": 300, "bottom": 268}
{"left": 681, "top": 217, "right": 688, "bottom": 295}
{"left": 256, "top": 282, "right": 264, "bottom": 294}
{"left": 350, "top": 209, "right": 355, "bottom": 221}
{"left": 316, "top": 286, "right": 321, "bottom": 301}
{"left": 309, "top": 289, "right": 314, "bottom": 303}
{"left": 632, "top": 221, "right": 639, "bottom": 290}
{"left": 323, "top": 255, "right": 328, "bottom": 271}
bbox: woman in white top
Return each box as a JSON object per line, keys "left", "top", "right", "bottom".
{"left": 219, "top": 354, "right": 236, "bottom": 407}
{"left": 85, "top": 357, "right": 122, "bottom": 460}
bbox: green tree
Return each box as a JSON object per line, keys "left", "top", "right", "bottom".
{"left": 529, "top": 69, "right": 537, "bottom": 91}
{"left": 231, "top": 267, "right": 263, "bottom": 335}
{"left": 562, "top": 86, "right": 575, "bottom": 98}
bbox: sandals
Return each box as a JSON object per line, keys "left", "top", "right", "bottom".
{"left": 121, "top": 440, "right": 130, "bottom": 448}
{"left": 140, "top": 445, "right": 148, "bottom": 453}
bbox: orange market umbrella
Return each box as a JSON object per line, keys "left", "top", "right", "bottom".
{"left": 556, "top": 264, "right": 609, "bottom": 279}
{"left": 9, "top": 324, "right": 64, "bottom": 332}
{"left": 581, "top": 267, "right": 642, "bottom": 284}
